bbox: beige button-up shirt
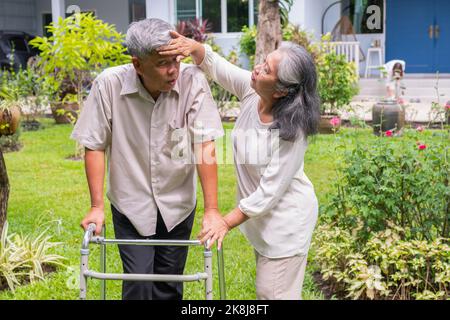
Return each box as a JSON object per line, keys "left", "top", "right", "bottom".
{"left": 71, "top": 63, "right": 224, "bottom": 236}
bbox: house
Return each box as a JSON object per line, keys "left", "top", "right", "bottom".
{"left": 1, "top": 0, "right": 449, "bottom": 76}
{"left": 1, "top": 0, "right": 448, "bottom": 123}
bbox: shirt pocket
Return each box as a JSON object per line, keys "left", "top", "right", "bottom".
{"left": 163, "top": 122, "right": 191, "bottom": 163}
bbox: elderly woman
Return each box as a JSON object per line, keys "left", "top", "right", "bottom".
{"left": 158, "top": 32, "right": 320, "bottom": 300}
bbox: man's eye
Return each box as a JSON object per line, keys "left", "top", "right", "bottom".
{"left": 158, "top": 61, "right": 168, "bottom": 66}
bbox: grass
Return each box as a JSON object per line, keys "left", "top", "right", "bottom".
{"left": 0, "top": 118, "right": 361, "bottom": 300}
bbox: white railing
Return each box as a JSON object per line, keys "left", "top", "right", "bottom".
{"left": 325, "top": 41, "right": 361, "bottom": 77}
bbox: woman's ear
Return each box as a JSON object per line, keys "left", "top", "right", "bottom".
{"left": 273, "top": 89, "right": 288, "bottom": 99}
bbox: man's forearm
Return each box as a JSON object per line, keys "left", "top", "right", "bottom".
{"left": 85, "top": 148, "right": 106, "bottom": 209}
{"left": 195, "top": 141, "right": 218, "bottom": 210}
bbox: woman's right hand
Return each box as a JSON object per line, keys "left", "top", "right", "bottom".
{"left": 156, "top": 31, "right": 205, "bottom": 64}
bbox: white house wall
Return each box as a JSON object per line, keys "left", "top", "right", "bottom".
{"left": 294, "top": 0, "right": 341, "bottom": 40}
{"left": 35, "top": 0, "right": 129, "bottom": 36}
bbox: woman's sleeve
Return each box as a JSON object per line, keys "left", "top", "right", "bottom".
{"left": 238, "top": 137, "right": 307, "bottom": 218}
{"left": 198, "top": 44, "right": 254, "bottom": 101}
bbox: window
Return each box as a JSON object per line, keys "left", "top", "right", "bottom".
{"left": 202, "top": 0, "right": 222, "bottom": 32}
{"left": 342, "top": 0, "right": 384, "bottom": 34}
{"left": 227, "top": 0, "right": 248, "bottom": 32}
{"left": 175, "top": 0, "right": 258, "bottom": 33}
{"left": 129, "top": 0, "right": 146, "bottom": 23}
{"left": 176, "top": 0, "right": 196, "bottom": 22}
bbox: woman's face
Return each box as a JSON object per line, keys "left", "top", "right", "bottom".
{"left": 251, "top": 49, "right": 284, "bottom": 99}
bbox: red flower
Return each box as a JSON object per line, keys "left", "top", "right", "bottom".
{"left": 446, "top": 102, "right": 450, "bottom": 109}
{"left": 329, "top": 116, "right": 341, "bottom": 126}
{"left": 385, "top": 130, "right": 393, "bottom": 137}
{"left": 418, "top": 144, "right": 427, "bottom": 150}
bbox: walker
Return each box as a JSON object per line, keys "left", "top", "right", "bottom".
{"left": 80, "top": 223, "right": 226, "bottom": 300}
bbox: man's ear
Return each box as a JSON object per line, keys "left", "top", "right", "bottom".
{"left": 273, "top": 89, "right": 288, "bottom": 99}
{"left": 131, "top": 57, "right": 143, "bottom": 75}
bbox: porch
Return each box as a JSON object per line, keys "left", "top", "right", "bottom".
{"left": 342, "top": 76, "right": 450, "bottom": 124}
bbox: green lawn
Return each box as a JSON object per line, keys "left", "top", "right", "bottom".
{"left": 0, "top": 118, "right": 342, "bottom": 300}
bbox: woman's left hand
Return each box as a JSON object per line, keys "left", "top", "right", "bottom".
{"left": 198, "top": 211, "right": 230, "bottom": 250}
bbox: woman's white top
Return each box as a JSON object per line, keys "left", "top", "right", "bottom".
{"left": 199, "top": 45, "right": 318, "bottom": 258}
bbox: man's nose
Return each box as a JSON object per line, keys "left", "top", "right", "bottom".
{"left": 168, "top": 62, "right": 179, "bottom": 75}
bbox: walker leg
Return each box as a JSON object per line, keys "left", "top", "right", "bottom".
{"left": 204, "top": 243, "right": 213, "bottom": 300}
{"left": 100, "top": 225, "right": 106, "bottom": 300}
{"left": 217, "top": 247, "right": 226, "bottom": 300}
{"left": 80, "top": 250, "right": 89, "bottom": 299}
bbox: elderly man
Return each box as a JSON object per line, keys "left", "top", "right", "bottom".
{"left": 71, "top": 18, "right": 224, "bottom": 300}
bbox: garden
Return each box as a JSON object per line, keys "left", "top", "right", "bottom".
{"left": 0, "top": 11, "right": 449, "bottom": 300}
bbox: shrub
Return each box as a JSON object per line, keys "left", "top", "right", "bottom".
{"left": 176, "top": 18, "right": 212, "bottom": 43}
{"left": 313, "top": 129, "right": 450, "bottom": 300}
{"left": 324, "top": 130, "right": 450, "bottom": 242}
{"left": 317, "top": 50, "right": 359, "bottom": 115}
{"left": 30, "top": 12, "right": 130, "bottom": 108}
{"left": 313, "top": 223, "right": 450, "bottom": 300}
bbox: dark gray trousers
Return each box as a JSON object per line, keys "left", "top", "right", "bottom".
{"left": 111, "top": 205, "right": 195, "bottom": 300}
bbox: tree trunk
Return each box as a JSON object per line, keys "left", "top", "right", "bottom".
{"left": 255, "top": 0, "right": 282, "bottom": 66}
{"left": 0, "top": 147, "right": 9, "bottom": 234}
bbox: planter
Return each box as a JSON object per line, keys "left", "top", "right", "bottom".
{"left": 0, "top": 106, "right": 21, "bottom": 136}
{"left": 319, "top": 114, "right": 341, "bottom": 134}
{"left": 51, "top": 102, "right": 79, "bottom": 124}
{"left": 372, "top": 100, "right": 405, "bottom": 136}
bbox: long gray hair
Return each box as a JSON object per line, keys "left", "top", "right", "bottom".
{"left": 125, "top": 18, "right": 173, "bottom": 59}
{"left": 270, "top": 42, "right": 320, "bottom": 141}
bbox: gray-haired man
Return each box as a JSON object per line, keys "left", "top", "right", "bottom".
{"left": 71, "top": 18, "right": 224, "bottom": 300}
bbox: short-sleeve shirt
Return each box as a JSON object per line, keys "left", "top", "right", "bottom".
{"left": 71, "top": 63, "right": 224, "bottom": 236}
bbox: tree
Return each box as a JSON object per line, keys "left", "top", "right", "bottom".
{"left": 255, "top": 0, "right": 282, "bottom": 65}
{"left": 30, "top": 13, "right": 130, "bottom": 158}
{"left": 0, "top": 147, "right": 9, "bottom": 234}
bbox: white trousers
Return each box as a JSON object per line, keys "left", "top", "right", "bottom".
{"left": 255, "top": 251, "right": 308, "bottom": 300}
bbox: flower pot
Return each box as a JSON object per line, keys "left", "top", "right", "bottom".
{"left": 372, "top": 100, "right": 405, "bottom": 136}
{"left": 51, "top": 102, "right": 79, "bottom": 124}
{"left": 319, "top": 115, "right": 341, "bottom": 134}
{"left": 0, "top": 106, "right": 21, "bottom": 136}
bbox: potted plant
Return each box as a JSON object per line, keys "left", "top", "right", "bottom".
{"left": 0, "top": 75, "right": 24, "bottom": 136}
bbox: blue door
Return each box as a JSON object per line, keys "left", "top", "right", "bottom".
{"left": 435, "top": 0, "right": 450, "bottom": 73}
{"left": 386, "top": 0, "right": 450, "bottom": 73}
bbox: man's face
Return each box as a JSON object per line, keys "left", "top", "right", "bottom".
{"left": 132, "top": 51, "right": 180, "bottom": 95}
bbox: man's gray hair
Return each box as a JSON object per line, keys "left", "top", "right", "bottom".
{"left": 126, "top": 18, "right": 173, "bottom": 59}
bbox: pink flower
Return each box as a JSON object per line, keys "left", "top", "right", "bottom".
{"left": 416, "top": 126, "right": 424, "bottom": 132}
{"left": 446, "top": 102, "right": 450, "bottom": 110}
{"left": 329, "top": 116, "right": 341, "bottom": 126}
{"left": 385, "top": 130, "right": 393, "bottom": 137}
{"left": 418, "top": 144, "right": 427, "bottom": 150}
